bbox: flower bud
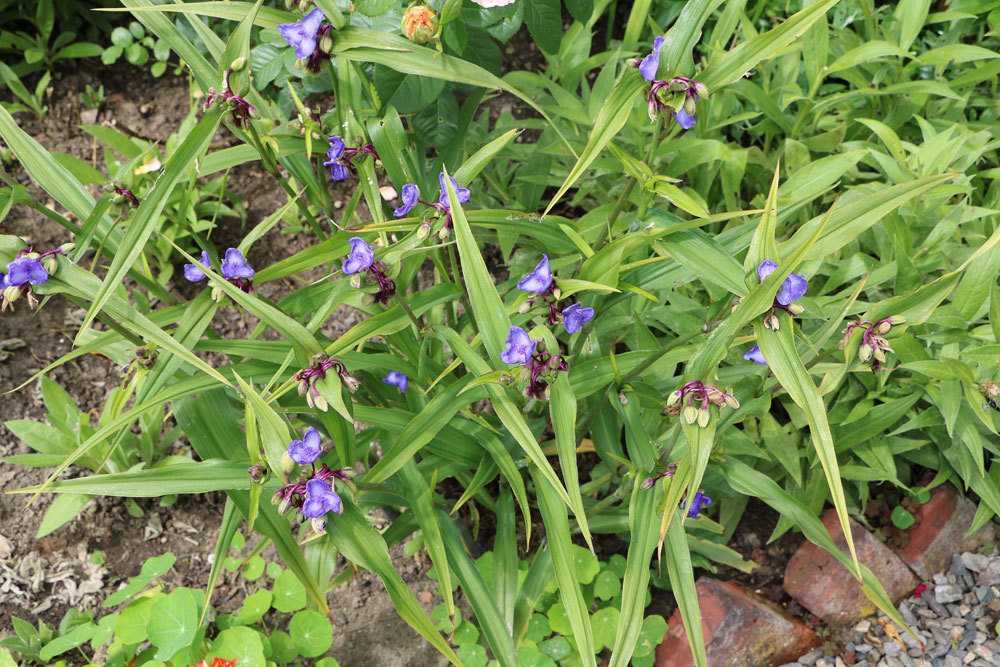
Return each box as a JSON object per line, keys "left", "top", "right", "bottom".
{"left": 876, "top": 320, "right": 892, "bottom": 335}
{"left": 417, "top": 220, "right": 431, "bottom": 241}
{"left": 859, "top": 344, "right": 873, "bottom": 362}
{"left": 438, "top": 226, "right": 451, "bottom": 241}
{"left": 230, "top": 57, "right": 247, "bottom": 72}
{"left": 350, "top": 274, "right": 363, "bottom": 289}
{"left": 683, "top": 96, "right": 697, "bottom": 115}
{"left": 248, "top": 464, "right": 266, "bottom": 483}
{"left": 980, "top": 380, "right": 999, "bottom": 401}
{"left": 319, "top": 34, "right": 333, "bottom": 53}
{"left": 666, "top": 391, "right": 681, "bottom": 407}
{"left": 694, "top": 82, "right": 709, "bottom": 98}
{"left": 518, "top": 300, "right": 532, "bottom": 314}
{"left": 619, "top": 391, "right": 629, "bottom": 406}
{"left": 294, "top": 58, "right": 307, "bottom": 70}
{"left": 889, "top": 315, "right": 906, "bottom": 326}
{"left": 360, "top": 293, "right": 375, "bottom": 306}
{"left": 59, "top": 242, "right": 75, "bottom": 253}
{"left": 787, "top": 303, "right": 804, "bottom": 316}
{"left": 873, "top": 347, "right": 886, "bottom": 363}
{"left": 764, "top": 313, "right": 780, "bottom": 330}
{"left": 42, "top": 256, "right": 58, "bottom": 275}
{"left": 683, "top": 405, "right": 699, "bottom": 424}
{"left": 312, "top": 391, "right": 329, "bottom": 412}
{"left": 724, "top": 394, "right": 740, "bottom": 410}
{"left": 697, "top": 408, "right": 711, "bottom": 428}
{"left": 4, "top": 285, "right": 20, "bottom": 303}
{"left": 642, "top": 477, "right": 657, "bottom": 490}
{"left": 401, "top": 4, "right": 438, "bottom": 45}
{"left": 310, "top": 517, "right": 327, "bottom": 535}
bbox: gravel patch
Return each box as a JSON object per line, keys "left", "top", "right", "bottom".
{"left": 782, "top": 549, "right": 1000, "bottom": 667}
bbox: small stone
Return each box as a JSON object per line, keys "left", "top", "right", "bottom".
{"left": 855, "top": 620, "right": 872, "bottom": 634}
{"left": 973, "top": 646, "right": 994, "bottom": 662}
{"left": 884, "top": 640, "right": 902, "bottom": 657}
{"left": 977, "top": 561, "right": 1000, "bottom": 586}
{"left": 332, "top": 610, "right": 348, "bottom": 625}
{"left": 943, "top": 655, "right": 962, "bottom": 667}
{"left": 961, "top": 553, "right": 989, "bottom": 573}
{"left": 936, "top": 584, "right": 963, "bottom": 604}
{"left": 799, "top": 648, "right": 824, "bottom": 665}
{"left": 953, "top": 554, "right": 969, "bottom": 578}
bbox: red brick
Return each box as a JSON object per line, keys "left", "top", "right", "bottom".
{"left": 783, "top": 510, "right": 917, "bottom": 625}
{"left": 896, "top": 485, "right": 995, "bottom": 579}
{"left": 655, "top": 578, "right": 820, "bottom": 667}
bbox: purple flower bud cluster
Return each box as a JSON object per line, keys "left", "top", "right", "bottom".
{"left": 634, "top": 38, "right": 708, "bottom": 129}
{"left": 341, "top": 237, "right": 395, "bottom": 305}
{"left": 501, "top": 327, "right": 569, "bottom": 400}
{"left": 183, "top": 248, "right": 255, "bottom": 292}
{"left": 842, "top": 316, "right": 903, "bottom": 372}
{"left": 204, "top": 69, "right": 256, "bottom": 126}
{"left": 275, "top": 428, "right": 348, "bottom": 532}
{"left": 324, "top": 136, "right": 380, "bottom": 182}
{"left": 665, "top": 380, "right": 739, "bottom": 428}
{"left": 755, "top": 259, "right": 808, "bottom": 330}
{"left": 516, "top": 256, "right": 594, "bottom": 336}
{"left": 390, "top": 174, "right": 472, "bottom": 240}
{"left": 277, "top": 8, "right": 333, "bottom": 72}
{"left": 295, "top": 355, "right": 361, "bottom": 410}
{"left": 2, "top": 248, "right": 58, "bottom": 311}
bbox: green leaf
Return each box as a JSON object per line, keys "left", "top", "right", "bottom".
{"left": 289, "top": 610, "right": 334, "bottom": 658}
{"left": 273, "top": 568, "right": 307, "bottom": 613}
{"left": 207, "top": 626, "right": 265, "bottom": 667}
{"left": 36, "top": 493, "right": 91, "bottom": 538}
{"left": 550, "top": 376, "right": 593, "bottom": 550}
{"left": 104, "top": 553, "right": 176, "bottom": 607}
{"left": 524, "top": 0, "right": 562, "bottom": 54}
{"left": 39, "top": 623, "right": 96, "bottom": 662}
{"left": 148, "top": 588, "right": 198, "bottom": 660}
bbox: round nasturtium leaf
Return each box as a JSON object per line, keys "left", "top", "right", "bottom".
{"left": 571, "top": 545, "right": 600, "bottom": 585}
{"left": 453, "top": 619, "right": 480, "bottom": 646}
{"left": 891, "top": 505, "right": 916, "bottom": 530}
{"left": 272, "top": 569, "right": 306, "bottom": 613}
{"left": 634, "top": 614, "right": 668, "bottom": 657}
{"left": 538, "top": 636, "right": 572, "bottom": 661}
{"left": 593, "top": 569, "right": 620, "bottom": 601}
{"left": 546, "top": 602, "right": 571, "bottom": 635}
{"left": 268, "top": 630, "right": 298, "bottom": 664}
{"left": 517, "top": 645, "right": 556, "bottom": 667}
{"left": 525, "top": 613, "right": 550, "bottom": 643}
{"left": 147, "top": 588, "right": 198, "bottom": 660}
{"left": 236, "top": 590, "right": 273, "bottom": 625}
{"left": 207, "top": 626, "right": 265, "bottom": 667}
{"left": 289, "top": 610, "right": 334, "bottom": 658}
{"left": 456, "top": 644, "right": 488, "bottom": 667}
{"left": 590, "top": 607, "right": 619, "bottom": 652}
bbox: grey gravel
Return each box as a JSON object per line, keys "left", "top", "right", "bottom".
{"left": 780, "top": 548, "right": 999, "bottom": 667}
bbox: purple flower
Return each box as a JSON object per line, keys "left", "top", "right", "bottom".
{"left": 757, "top": 259, "right": 808, "bottom": 306}
{"left": 437, "top": 173, "right": 471, "bottom": 208}
{"left": 639, "top": 35, "right": 664, "bottom": 82}
{"left": 221, "top": 248, "right": 254, "bottom": 280}
{"left": 516, "top": 255, "right": 552, "bottom": 293}
{"left": 686, "top": 491, "right": 712, "bottom": 518}
{"left": 300, "top": 478, "right": 342, "bottom": 518}
{"left": 343, "top": 237, "right": 375, "bottom": 275}
{"left": 394, "top": 184, "right": 420, "bottom": 218}
{"left": 673, "top": 107, "right": 697, "bottom": 130}
{"left": 743, "top": 345, "right": 767, "bottom": 365}
{"left": 383, "top": 370, "right": 409, "bottom": 393}
{"left": 288, "top": 427, "right": 323, "bottom": 465}
{"left": 184, "top": 251, "right": 210, "bottom": 282}
{"left": 278, "top": 8, "right": 325, "bottom": 59}
{"left": 324, "top": 136, "right": 349, "bottom": 181}
{"left": 6, "top": 257, "right": 48, "bottom": 286}
{"left": 562, "top": 302, "right": 594, "bottom": 334}
{"left": 500, "top": 325, "right": 535, "bottom": 365}
{"left": 0, "top": 273, "right": 7, "bottom": 290}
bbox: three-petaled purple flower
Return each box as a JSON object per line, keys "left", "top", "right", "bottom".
{"left": 324, "top": 136, "right": 349, "bottom": 181}
{"left": 562, "top": 302, "right": 594, "bottom": 334}
{"left": 278, "top": 8, "right": 325, "bottom": 59}
{"left": 394, "top": 184, "right": 420, "bottom": 218}
{"left": 501, "top": 325, "right": 535, "bottom": 365}
{"left": 743, "top": 345, "right": 767, "bottom": 365}
{"left": 288, "top": 427, "right": 323, "bottom": 465}
{"left": 517, "top": 255, "right": 553, "bottom": 293}
{"left": 300, "top": 478, "right": 343, "bottom": 519}
{"left": 438, "top": 173, "right": 471, "bottom": 209}
{"left": 383, "top": 371, "right": 409, "bottom": 394}
{"left": 673, "top": 107, "right": 697, "bottom": 130}
{"left": 343, "top": 237, "right": 375, "bottom": 275}
{"left": 757, "top": 259, "right": 807, "bottom": 306}
{"left": 686, "top": 491, "right": 712, "bottom": 518}
{"left": 6, "top": 257, "right": 48, "bottom": 286}
{"left": 183, "top": 248, "right": 254, "bottom": 292}
{"left": 639, "top": 35, "right": 664, "bottom": 82}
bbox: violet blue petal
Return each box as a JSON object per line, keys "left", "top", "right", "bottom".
{"left": 278, "top": 8, "right": 325, "bottom": 59}
{"left": 562, "top": 302, "right": 595, "bottom": 334}
{"left": 673, "top": 108, "right": 697, "bottom": 130}
{"left": 743, "top": 345, "right": 767, "bottom": 365}
{"left": 437, "top": 172, "right": 471, "bottom": 208}
{"left": 6, "top": 257, "right": 48, "bottom": 286}
{"left": 183, "top": 250, "right": 210, "bottom": 283}
{"left": 757, "top": 259, "right": 779, "bottom": 282}
{"left": 221, "top": 248, "right": 255, "bottom": 280}
{"left": 394, "top": 183, "right": 420, "bottom": 218}
{"left": 777, "top": 272, "right": 808, "bottom": 305}
{"left": 638, "top": 35, "right": 664, "bottom": 82}
{"left": 516, "top": 255, "right": 552, "bottom": 293}
{"left": 383, "top": 370, "right": 409, "bottom": 393}
{"left": 342, "top": 237, "right": 375, "bottom": 275}
{"left": 301, "top": 478, "right": 342, "bottom": 518}
{"left": 686, "top": 491, "right": 712, "bottom": 518}
{"left": 500, "top": 325, "right": 535, "bottom": 365}
{"left": 288, "top": 427, "right": 323, "bottom": 465}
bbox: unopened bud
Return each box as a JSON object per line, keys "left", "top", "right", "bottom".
{"left": 697, "top": 408, "right": 711, "bottom": 428}
{"left": 787, "top": 303, "right": 804, "bottom": 316}
{"left": 401, "top": 4, "right": 438, "bottom": 45}
{"left": 518, "top": 301, "right": 532, "bottom": 314}
{"left": 889, "top": 315, "right": 906, "bottom": 326}
{"left": 43, "top": 256, "right": 58, "bottom": 275}
{"left": 666, "top": 391, "right": 681, "bottom": 407}
{"left": 312, "top": 392, "right": 329, "bottom": 412}
{"left": 683, "top": 405, "right": 699, "bottom": 424}
{"left": 859, "top": 344, "right": 873, "bottom": 362}
{"left": 873, "top": 347, "right": 886, "bottom": 363}
{"left": 764, "top": 313, "right": 780, "bottom": 330}
{"left": 693, "top": 82, "right": 709, "bottom": 98}
{"left": 876, "top": 321, "right": 892, "bottom": 335}
{"left": 294, "top": 58, "right": 307, "bottom": 70}
{"left": 350, "top": 274, "right": 363, "bottom": 289}
{"left": 417, "top": 221, "right": 431, "bottom": 240}
{"left": 619, "top": 391, "right": 629, "bottom": 405}
{"left": 724, "top": 394, "right": 740, "bottom": 410}
{"left": 438, "top": 226, "right": 451, "bottom": 240}
{"left": 683, "top": 96, "right": 697, "bottom": 115}
{"left": 248, "top": 464, "right": 266, "bottom": 483}
{"left": 642, "top": 477, "right": 657, "bottom": 490}
{"left": 230, "top": 57, "right": 247, "bottom": 72}
{"left": 319, "top": 34, "right": 333, "bottom": 53}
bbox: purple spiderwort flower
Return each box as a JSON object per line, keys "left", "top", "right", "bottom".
{"left": 743, "top": 345, "right": 767, "bottom": 365}
{"left": 383, "top": 371, "right": 409, "bottom": 394}
{"left": 437, "top": 173, "right": 471, "bottom": 208}
{"left": 300, "top": 478, "right": 343, "bottom": 519}
{"left": 562, "top": 302, "right": 594, "bottom": 334}
{"left": 6, "top": 257, "right": 48, "bottom": 286}
{"left": 501, "top": 325, "right": 535, "bottom": 365}
{"left": 686, "top": 491, "right": 712, "bottom": 518}
{"left": 288, "top": 427, "right": 323, "bottom": 466}
{"left": 221, "top": 248, "right": 255, "bottom": 280}
{"left": 673, "top": 107, "right": 697, "bottom": 130}
{"left": 757, "top": 259, "right": 807, "bottom": 306}
{"left": 278, "top": 8, "right": 325, "bottom": 59}
{"left": 324, "top": 136, "right": 349, "bottom": 181}
{"left": 394, "top": 184, "right": 420, "bottom": 218}
{"left": 343, "top": 237, "right": 375, "bottom": 275}
{"left": 639, "top": 35, "right": 664, "bottom": 82}
{"left": 517, "top": 255, "right": 553, "bottom": 293}
{"left": 0, "top": 273, "right": 7, "bottom": 291}
{"left": 184, "top": 251, "right": 210, "bottom": 283}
